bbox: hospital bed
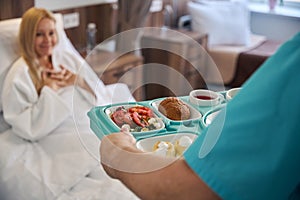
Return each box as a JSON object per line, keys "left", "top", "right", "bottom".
{"left": 0, "top": 13, "right": 139, "bottom": 200}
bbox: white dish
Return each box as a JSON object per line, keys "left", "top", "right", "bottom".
{"left": 105, "top": 104, "right": 165, "bottom": 133}
{"left": 151, "top": 98, "right": 202, "bottom": 123}
{"left": 226, "top": 87, "right": 241, "bottom": 101}
{"left": 189, "top": 89, "right": 223, "bottom": 107}
{"left": 136, "top": 132, "right": 197, "bottom": 152}
{"left": 202, "top": 104, "right": 225, "bottom": 127}
{"left": 204, "top": 110, "right": 221, "bottom": 126}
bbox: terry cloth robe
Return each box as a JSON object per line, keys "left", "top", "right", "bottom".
{"left": 0, "top": 47, "right": 137, "bottom": 200}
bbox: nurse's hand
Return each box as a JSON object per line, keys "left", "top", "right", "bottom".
{"left": 100, "top": 131, "right": 141, "bottom": 179}
{"left": 99, "top": 131, "right": 220, "bottom": 200}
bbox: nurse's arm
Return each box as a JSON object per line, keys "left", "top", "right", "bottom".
{"left": 100, "top": 133, "right": 221, "bottom": 200}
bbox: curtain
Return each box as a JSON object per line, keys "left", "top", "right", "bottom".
{"left": 115, "top": 0, "right": 153, "bottom": 53}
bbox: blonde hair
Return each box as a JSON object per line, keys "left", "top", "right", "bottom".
{"left": 19, "top": 7, "right": 57, "bottom": 93}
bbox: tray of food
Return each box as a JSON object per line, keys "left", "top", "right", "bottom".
{"left": 87, "top": 88, "right": 234, "bottom": 141}
{"left": 88, "top": 96, "right": 206, "bottom": 140}
{"left": 88, "top": 89, "right": 233, "bottom": 157}
{"left": 88, "top": 102, "right": 165, "bottom": 139}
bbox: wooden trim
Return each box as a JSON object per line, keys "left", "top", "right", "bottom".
{"left": 55, "top": 3, "right": 115, "bottom": 51}
{"left": 0, "top": 0, "right": 34, "bottom": 20}
{"left": 0, "top": 1, "right": 165, "bottom": 53}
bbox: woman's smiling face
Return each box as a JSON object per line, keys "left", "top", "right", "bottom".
{"left": 34, "top": 18, "right": 57, "bottom": 58}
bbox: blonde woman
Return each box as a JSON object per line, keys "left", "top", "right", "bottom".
{"left": 0, "top": 7, "right": 137, "bottom": 200}
{"left": 2, "top": 7, "right": 105, "bottom": 140}
{"left": 19, "top": 7, "right": 94, "bottom": 96}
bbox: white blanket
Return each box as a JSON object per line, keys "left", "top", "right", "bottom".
{"left": 0, "top": 13, "right": 139, "bottom": 200}
{"left": 0, "top": 127, "right": 138, "bottom": 200}
{"left": 0, "top": 84, "right": 138, "bottom": 200}
{"left": 0, "top": 51, "right": 138, "bottom": 200}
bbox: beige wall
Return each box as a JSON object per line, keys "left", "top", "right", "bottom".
{"left": 34, "top": 0, "right": 116, "bottom": 11}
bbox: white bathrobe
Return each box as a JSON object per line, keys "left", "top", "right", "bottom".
{"left": 0, "top": 48, "right": 138, "bottom": 200}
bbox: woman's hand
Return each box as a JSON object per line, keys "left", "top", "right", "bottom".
{"left": 48, "top": 65, "right": 77, "bottom": 86}
{"left": 42, "top": 65, "right": 77, "bottom": 91}
{"left": 41, "top": 69, "right": 61, "bottom": 91}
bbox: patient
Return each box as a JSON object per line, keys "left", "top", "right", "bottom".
{"left": 0, "top": 7, "right": 138, "bottom": 200}
{"left": 2, "top": 7, "right": 98, "bottom": 141}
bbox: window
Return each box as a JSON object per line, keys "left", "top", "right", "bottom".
{"left": 282, "top": 0, "right": 300, "bottom": 7}
{"left": 249, "top": 0, "right": 300, "bottom": 8}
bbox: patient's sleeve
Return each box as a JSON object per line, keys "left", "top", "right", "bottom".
{"left": 52, "top": 50, "right": 112, "bottom": 106}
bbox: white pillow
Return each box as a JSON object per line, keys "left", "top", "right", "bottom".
{"left": 188, "top": 0, "right": 251, "bottom": 47}
{"left": 0, "top": 18, "right": 21, "bottom": 112}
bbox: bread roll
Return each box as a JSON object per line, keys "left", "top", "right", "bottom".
{"left": 158, "top": 97, "right": 190, "bottom": 120}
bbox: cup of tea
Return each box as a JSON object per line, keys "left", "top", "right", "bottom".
{"left": 189, "top": 89, "right": 222, "bottom": 107}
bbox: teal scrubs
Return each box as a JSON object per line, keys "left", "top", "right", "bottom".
{"left": 184, "top": 32, "right": 300, "bottom": 200}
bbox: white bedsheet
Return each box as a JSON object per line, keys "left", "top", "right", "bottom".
{"left": 0, "top": 131, "right": 139, "bottom": 200}
{"left": 0, "top": 12, "right": 140, "bottom": 199}
{"left": 0, "top": 84, "right": 139, "bottom": 200}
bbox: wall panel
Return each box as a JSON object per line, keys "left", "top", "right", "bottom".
{"left": 0, "top": 1, "right": 164, "bottom": 53}
{"left": 55, "top": 3, "right": 116, "bottom": 52}
{"left": 0, "top": 0, "right": 34, "bottom": 20}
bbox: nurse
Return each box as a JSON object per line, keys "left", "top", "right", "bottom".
{"left": 100, "top": 31, "right": 300, "bottom": 200}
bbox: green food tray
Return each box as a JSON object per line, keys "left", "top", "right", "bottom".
{"left": 87, "top": 95, "right": 227, "bottom": 140}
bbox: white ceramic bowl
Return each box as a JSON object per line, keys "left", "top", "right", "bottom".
{"left": 189, "top": 89, "right": 222, "bottom": 107}
{"left": 136, "top": 132, "right": 197, "bottom": 153}
{"left": 226, "top": 87, "right": 241, "bottom": 101}
{"left": 201, "top": 104, "right": 226, "bottom": 127}
{"left": 151, "top": 98, "right": 202, "bottom": 123}
{"left": 105, "top": 104, "right": 165, "bottom": 134}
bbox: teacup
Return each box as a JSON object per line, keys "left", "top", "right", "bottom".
{"left": 226, "top": 87, "right": 241, "bottom": 101}
{"left": 189, "top": 89, "right": 222, "bottom": 107}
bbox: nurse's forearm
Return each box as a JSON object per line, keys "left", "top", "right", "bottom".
{"left": 106, "top": 158, "right": 220, "bottom": 200}
{"left": 100, "top": 133, "right": 220, "bottom": 199}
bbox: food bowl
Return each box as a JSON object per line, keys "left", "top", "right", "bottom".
{"left": 189, "top": 89, "right": 223, "bottom": 107}
{"left": 105, "top": 104, "right": 165, "bottom": 135}
{"left": 202, "top": 104, "right": 226, "bottom": 127}
{"left": 136, "top": 132, "right": 198, "bottom": 157}
{"left": 226, "top": 87, "right": 241, "bottom": 101}
{"left": 151, "top": 98, "right": 202, "bottom": 124}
